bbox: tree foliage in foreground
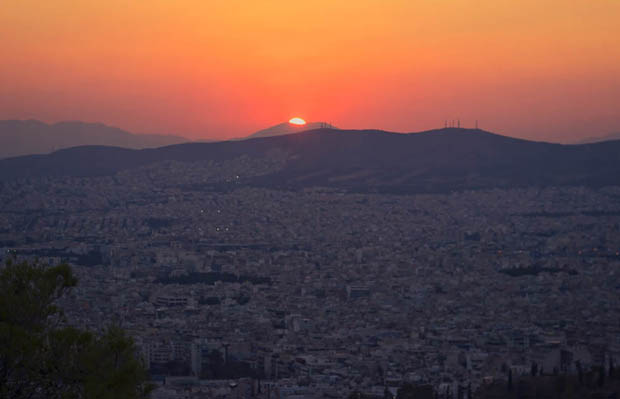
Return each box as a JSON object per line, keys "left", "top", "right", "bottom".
{"left": 0, "top": 259, "right": 152, "bottom": 399}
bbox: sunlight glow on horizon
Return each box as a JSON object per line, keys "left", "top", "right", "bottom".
{"left": 289, "top": 117, "right": 306, "bottom": 126}
{"left": 0, "top": 0, "right": 619, "bottom": 142}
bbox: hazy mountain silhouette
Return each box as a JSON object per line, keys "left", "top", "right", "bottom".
{"left": 1, "top": 127, "right": 620, "bottom": 193}
{"left": 244, "top": 121, "right": 336, "bottom": 139}
{"left": 576, "top": 132, "right": 620, "bottom": 144}
{"left": 0, "top": 120, "right": 189, "bottom": 159}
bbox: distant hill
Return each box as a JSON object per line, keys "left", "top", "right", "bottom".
{"left": 244, "top": 121, "right": 336, "bottom": 140}
{"left": 576, "top": 132, "right": 620, "bottom": 144}
{"left": 1, "top": 127, "right": 620, "bottom": 194}
{"left": 0, "top": 120, "right": 189, "bottom": 159}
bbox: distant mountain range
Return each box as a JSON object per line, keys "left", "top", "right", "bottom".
{"left": 0, "top": 119, "right": 338, "bottom": 159}
{"left": 576, "top": 132, "right": 620, "bottom": 144}
{"left": 244, "top": 121, "right": 336, "bottom": 140}
{"left": 1, "top": 127, "right": 620, "bottom": 194}
{"left": 0, "top": 120, "right": 189, "bottom": 159}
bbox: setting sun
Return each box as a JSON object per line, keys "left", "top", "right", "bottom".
{"left": 289, "top": 117, "right": 306, "bottom": 126}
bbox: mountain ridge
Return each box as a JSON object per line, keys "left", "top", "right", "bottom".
{"left": 1, "top": 127, "right": 619, "bottom": 194}
{"left": 0, "top": 119, "right": 190, "bottom": 159}
{"left": 243, "top": 121, "right": 336, "bottom": 140}
{"left": 576, "top": 131, "right": 620, "bottom": 144}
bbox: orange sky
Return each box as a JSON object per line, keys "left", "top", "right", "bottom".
{"left": 1, "top": 0, "right": 619, "bottom": 142}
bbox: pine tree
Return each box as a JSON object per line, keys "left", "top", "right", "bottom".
{"left": 0, "top": 259, "right": 152, "bottom": 399}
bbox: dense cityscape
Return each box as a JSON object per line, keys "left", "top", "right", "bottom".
{"left": 3, "top": 1, "right": 620, "bottom": 397}
{"left": 2, "top": 158, "right": 619, "bottom": 398}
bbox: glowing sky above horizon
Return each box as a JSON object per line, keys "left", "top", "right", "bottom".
{"left": 1, "top": 1, "right": 619, "bottom": 142}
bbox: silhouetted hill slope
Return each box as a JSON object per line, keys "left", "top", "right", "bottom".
{"left": 244, "top": 121, "right": 335, "bottom": 139}
{"left": 577, "top": 131, "right": 620, "bottom": 144}
{"left": 1, "top": 128, "right": 620, "bottom": 193}
{"left": 0, "top": 120, "right": 189, "bottom": 159}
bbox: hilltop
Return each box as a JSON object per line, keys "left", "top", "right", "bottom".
{"left": 0, "top": 119, "right": 189, "bottom": 159}
{"left": 1, "top": 127, "right": 619, "bottom": 193}
{"left": 243, "top": 121, "right": 336, "bottom": 140}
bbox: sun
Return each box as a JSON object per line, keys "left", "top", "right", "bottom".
{"left": 289, "top": 117, "right": 306, "bottom": 125}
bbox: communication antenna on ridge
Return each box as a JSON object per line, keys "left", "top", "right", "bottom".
{"left": 475, "top": 120, "right": 478, "bottom": 129}
{"left": 457, "top": 119, "right": 460, "bottom": 128}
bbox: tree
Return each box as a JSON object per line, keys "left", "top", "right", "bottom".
{"left": 598, "top": 365, "right": 605, "bottom": 387}
{"left": 554, "top": 374, "right": 567, "bottom": 398}
{"left": 576, "top": 361, "right": 584, "bottom": 385}
{"left": 0, "top": 259, "right": 152, "bottom": 399}
{"left": 397, "top": 383, "right": 433, "bottom": 399}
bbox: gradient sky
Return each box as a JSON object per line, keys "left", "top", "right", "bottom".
{"left": 1, "top": 0, "right": 619, "bottom": 142}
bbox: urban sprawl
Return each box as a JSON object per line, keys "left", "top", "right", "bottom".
{"left": 1, "top": 159, "right": 619, "bottom": 398}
